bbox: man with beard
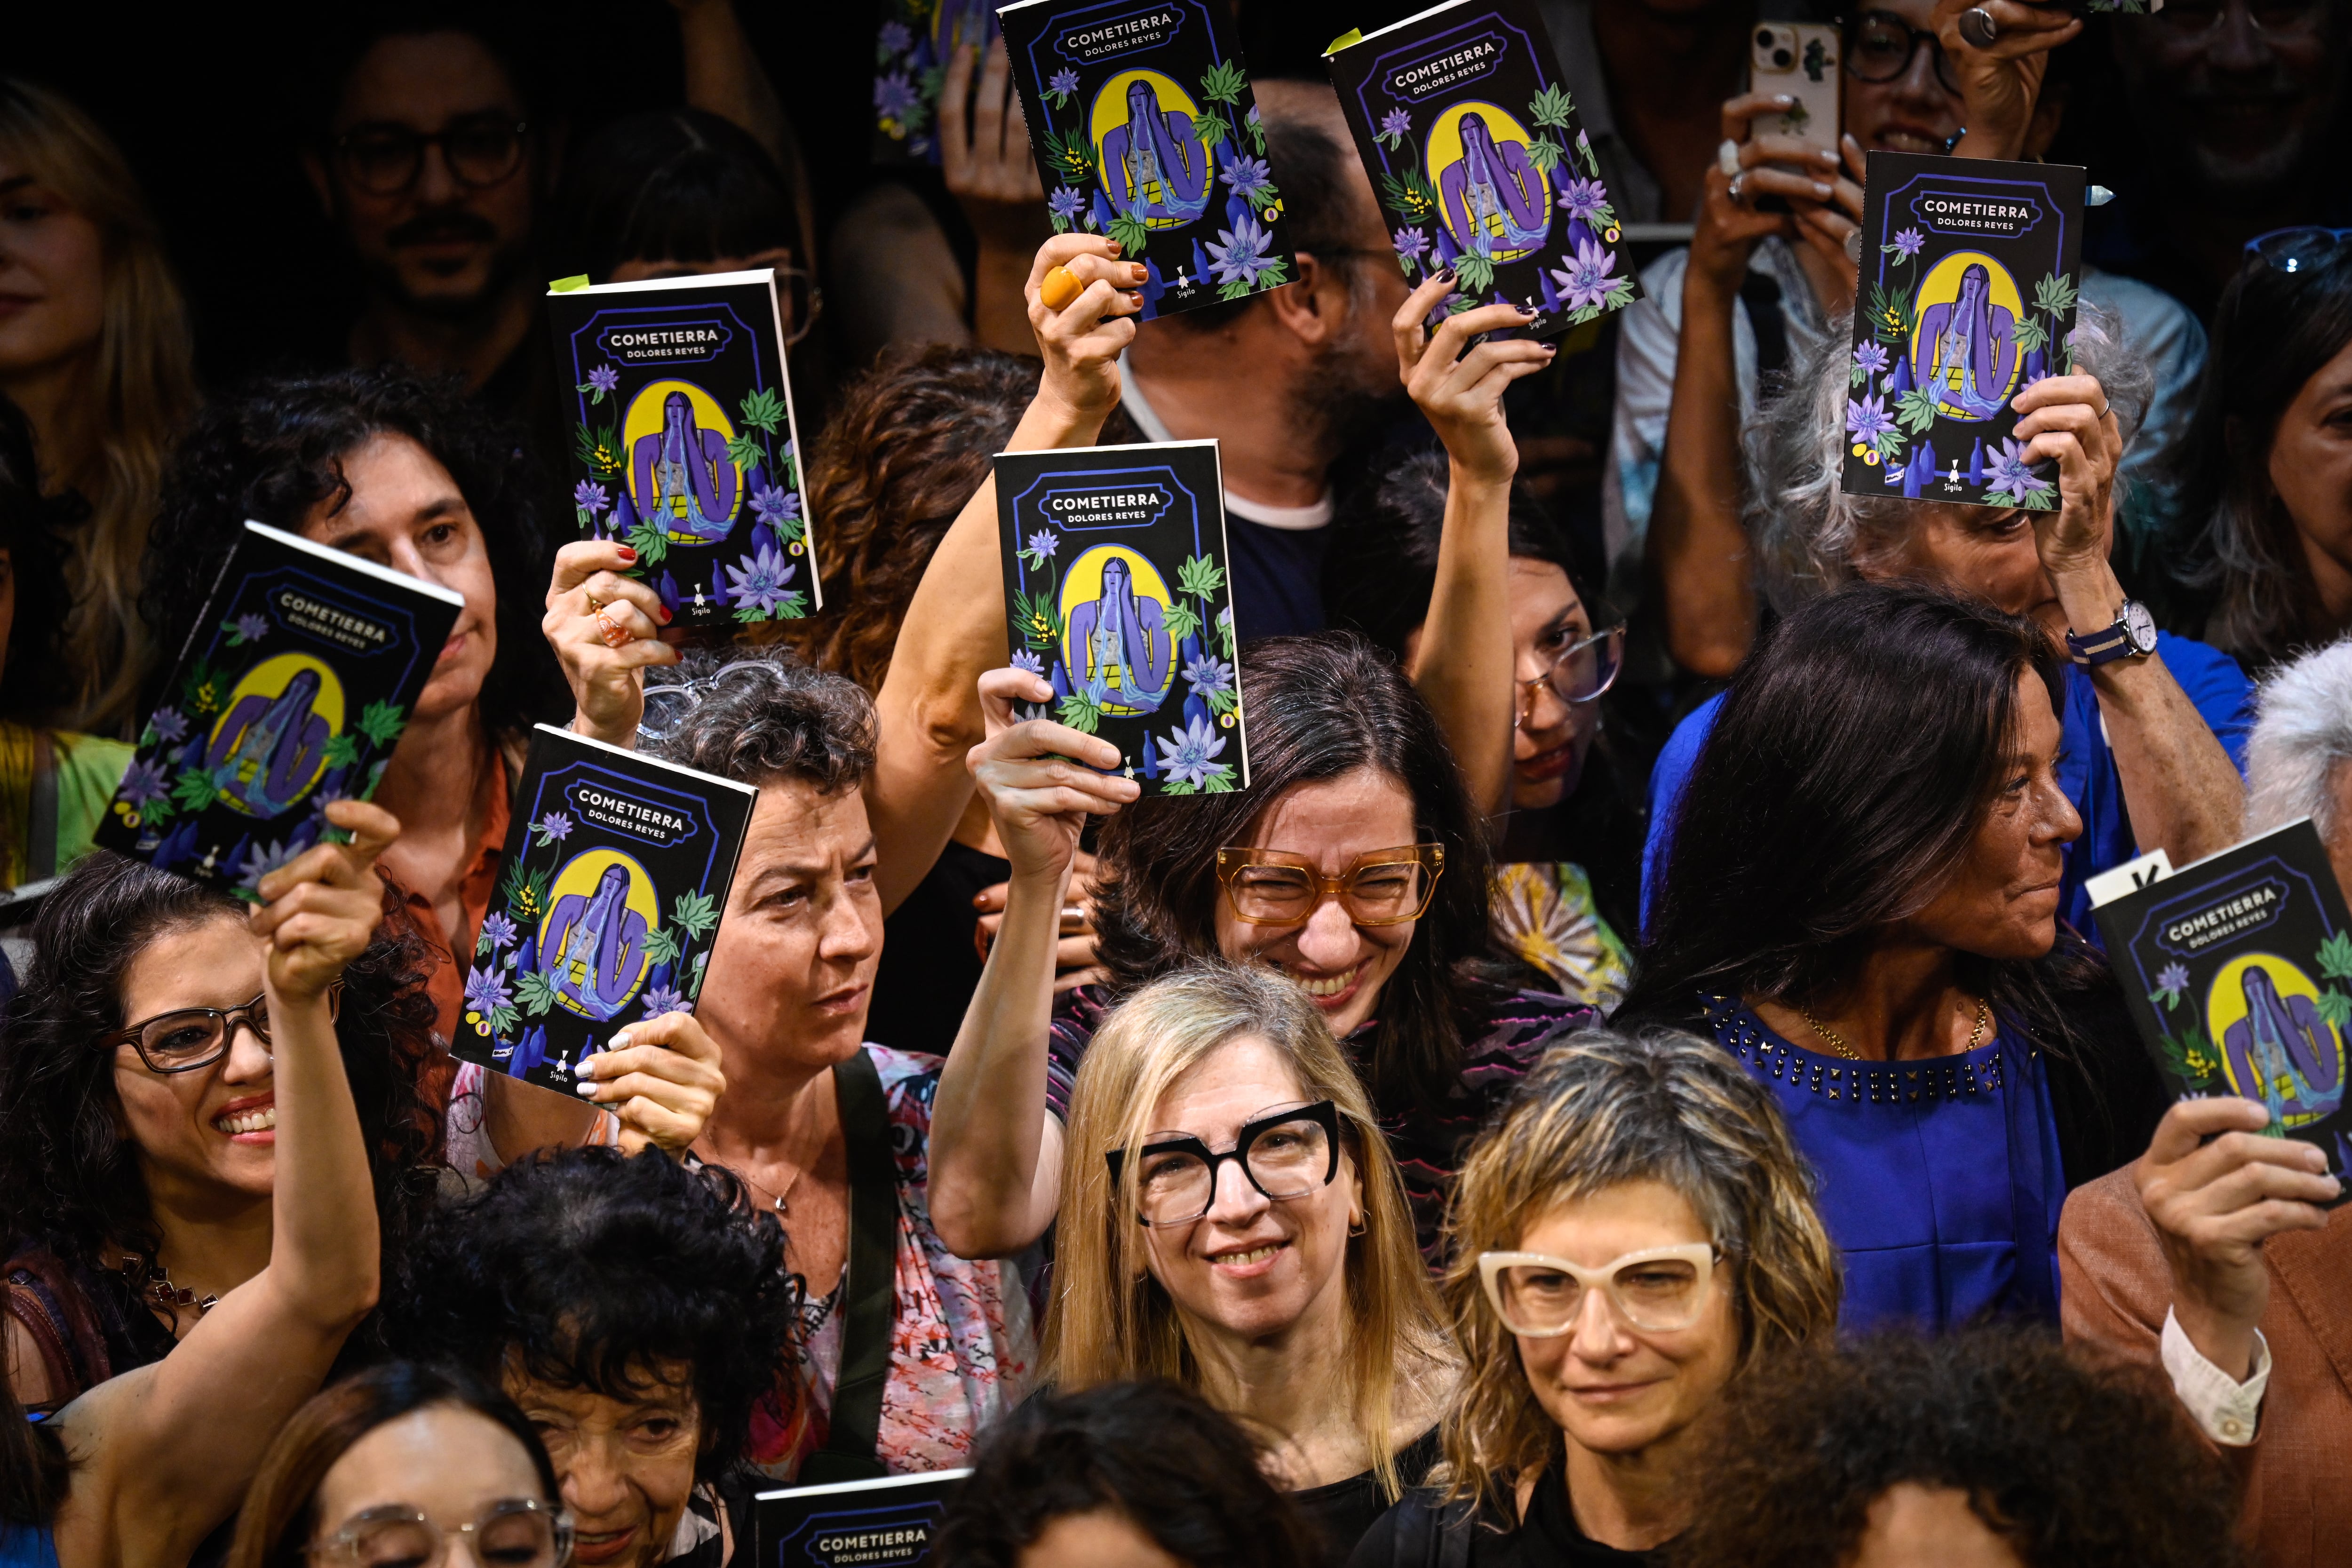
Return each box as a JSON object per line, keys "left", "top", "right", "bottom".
{"left": 302, "top": 16, "right": 553, "bottom": 422}
{"left": 1116, "top": 80, "right": 1413, "bottom": 641}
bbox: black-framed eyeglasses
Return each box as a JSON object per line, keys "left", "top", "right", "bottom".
{"left": 1516, "top": 625, "right": 1623, "bottom": 730}
{"left": 1844, "top": 10, "right": 1961, "bottom": 96}
{"left": 334, "top": 115, "right": 530, "bottom": 197}
{"left": 307, "top": 1498, "right": 572, "bottom": 1568}
{"left": 2243, "top": 227, "right": 2352, "bottom": 278}
{"left": 1105, "top": 1100, "right": 1342, "bottom": 1227}
{"left": 2149, "top": 0, "right": 2327, "bottom": 40}
{"left": 102, "top": 986, "right": 343, "bottom": 1075}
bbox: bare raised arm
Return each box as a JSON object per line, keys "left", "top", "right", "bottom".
{"left": 867, "top": 234, "right": 1143, "bottom": 913}
{"left": 928, "top": 669, "right": 1137, "bottom": 1258}
{"left": 51, "top": 801, "right": 396, "bottom": 1568}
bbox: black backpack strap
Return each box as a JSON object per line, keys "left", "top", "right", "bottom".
{"left": 27, "top": 729, "right": 57, "bottom": 882}
{"left": 797, "top": 1049, "right": 898, "bottom": 1484}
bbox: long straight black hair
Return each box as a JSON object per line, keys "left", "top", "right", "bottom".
{"left": 1619, "top": 583, "right": 2113, "bottom": 1053}
{"left": 1090, "top": 632, "right": 1505, "bottom": 1104}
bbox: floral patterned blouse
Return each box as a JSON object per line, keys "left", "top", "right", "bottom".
{"left": 747, "top": 1044, "right": 1036, "bottom": 1479}
{"left": 1489, "top": 861, "right": 1631, "bottom": 1012}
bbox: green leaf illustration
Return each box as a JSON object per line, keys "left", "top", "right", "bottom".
{"left": 180, "top": 657, "right": 232, "bottom": 718}
{"left": 1177, "top": 553, "right": 1227, "bottom": 602}
{"left": 1013, "top": 586, "right": 1059, "bottom": 651}
{"left": 1217, "top": 607, "right": 1235, "bottom": 659}
{"left": 138, "top": 793, "right": 177, "bottom": 829}
{"left": 739, "top": 387, "right": 786, "bottom": 434}
{"left": 1207, "top": 687, "right": 1239, "bottom": 718}
{"left": 1526, "top": 136, "right": 1562, "bottom": 175}
{"left": 2031, "top": 271, "right": 2079, "bottom": 319}
{"left": 1039, "top": 127, "right": 1096, "bottom": 187}
{"left": 737, "top": 591, "right": 808, "bottom": 622}
{"left": 2013, "top": 315, "right": 2048, "bottom": 356}
{"left": 1200, "top": 59, "right": 1247, "bottom": 105}
{"left": 688, "top": 950, "right": 711, "bottom": 1000}
{"left": 1868, "top": 281, "right": 1915, "bottom": 345}
{"left": 515, "top": 969, "right": 560, "bottom": 1017}
{"left": 1452, "top": 252, "right": 1496, "bottom": 296}
{"left": 574, "top": 422, "right": 625, "bottom": 481}
{"left": 625, "top": 520, "right": 670, "bottom": 566}
{"left": 2318, "top": 930, "right": 2352, "bottom": 982}
{"left": 356, "top": 700, "right": 406, "bottom": 747}
{"left": 172, "top": 767, "right": 222, "bottom": 812}
{"left": 1108, "top": 212, "right": 1152, "bottom": 259}
{"left": 1193, "top": 114, "right": 1227, "bottom": 151}
{"left": 1377, "top": 168, "right": 1440, "bottom": 223}
{"left": 323, "top": 731, "right": 361, "bottom": 769}
{"left": 1895, "top": 385, "right": 1941, "bottom": 436}
{"left": 641, "top": 924, "right": 682, "bottom": 967}
{"left": 1058, "top": 689, "right": 1104, "bottom": 734}
{"left": 2317, "top": 988, "right": 2352, "bottom": 1031}
{"left": 725, "top": 431, "right": 763, "bottom": 471}
{"left": 1527, "top": 84, "right": 1576, "bottom": 129}
{"left": 1203, "top": 768, "right": 1237, "bottom": 793}
{"left": 672, "top": 890, "right": 720, "bottom": 940}
{"left": 1983, "top": 486, "right": 2058, "bottom": 512}
{"left": 1874, "top": 428, "right": 1908, "bottom": 466}
{"left": 501, "top": 864, "right": 552, "bottom": 928}
{"left": 1163, "top": 600, "right": 1202, "bottom": 646}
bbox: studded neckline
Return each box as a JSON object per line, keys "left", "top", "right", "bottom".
{"left": 1700, "top": 992, "right": 2027, "bottom": 1106}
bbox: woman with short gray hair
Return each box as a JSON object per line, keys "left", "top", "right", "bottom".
{"left": 2246, "top": 635, "right": 2352, "bottom": 894}
{"left": 1640, "top": 310, "right": 2253, "bottom": 946}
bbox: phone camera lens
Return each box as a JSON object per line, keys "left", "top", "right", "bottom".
{"left": 1756, "top": 28, "right": 1774, "bottom": 45}
{"left": 1773, "top": 47, "right": 1793, "bottom": 66}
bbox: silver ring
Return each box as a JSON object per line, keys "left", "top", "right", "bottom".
{"left": 1958, "top": 7, "right": 1998, "bottom": 47}
{"left": 1716, "top": 138, "right": 1741, "bottom": 179}
{"left": 1727, "top": 171, "right": 1748, "bottom": 205}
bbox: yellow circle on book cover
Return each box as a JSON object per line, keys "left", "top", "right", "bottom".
{"left": 539, "top": 848, "right": 662, "bottom": 1023}
{"left": 2203, "top": 953, "right": 2347, "bottom": 1128}
{"left": 208, "top": 652, "right": 345, "bottom": 818}
{"left": 1425, "top": 101, "right": 1553, "bottom": 264}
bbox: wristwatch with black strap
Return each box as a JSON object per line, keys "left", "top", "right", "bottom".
{"left": 2064, "top": 598, "right": 2158, "bottom": 667}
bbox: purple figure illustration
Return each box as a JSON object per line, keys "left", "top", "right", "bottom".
{"left": 206, "top": 668, "right": 332, "bottom": 816}
{"left": 2221, "top": 964, "right": 2346, "bottom": 1129}
{"left": 1065, "top": 557, "right": 1172, "bottom": 716}
{"left": 1910, "top": 263, "right": 2018, "bottom": 420}
{"left": 632, "top": 390, "right": 738, "bottom": 543}
{"left": 1100, "top": 80, "right": 1210, "bottom": 223}
{"left": 1438, "top": 112, "right": 1549, "bottom": 259}
{"left": 542, "top": 862, "right": 651, "bottom": 1022}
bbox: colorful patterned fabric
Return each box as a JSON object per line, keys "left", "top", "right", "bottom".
{"left": 1046, "top": 985, "right": 1597, "bottom": 1266}
{"left": 1490, "top": 861, "right": 1630, "bottom": 1011}
{"left": 750, "top": 1044, "right": 1036, "bottom": 1479}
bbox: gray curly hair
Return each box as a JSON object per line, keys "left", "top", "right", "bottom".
{"left": 2246, "top": 636, "right": 2352, "bottom": 843}
{"left": 1747, "top": 301, "right": 2154, "bottom": 615}
{"left": 641, "top": 647, "right": 877, "bottom": 795}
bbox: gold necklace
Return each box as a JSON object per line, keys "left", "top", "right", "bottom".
{"left": 1798, "top": 998, "right": 1989, "bottom": 1062}
{"left": 707, "top": 1151, "right": 805, "bottom": 1216}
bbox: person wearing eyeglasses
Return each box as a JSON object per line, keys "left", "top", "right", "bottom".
{"left": 1327, "top": 451, "right": 1636, "bottom": 1010}
{"left": 1350, "top": 1027, "right": 1838, "bottom": 1566}
{"left": 1616, "top": 0, "right": 2209, "bottom": 682}
{"left": 1031, "top": 963, "right": 1457, "bottom": 1567}
{"left": 2171, "top": 227, "right": 2352, "bottom": 671}
{"left": 225, "top": 1361, "right": 572, "bottom": 1568}
{"left": 0, "top": 804, "right": 411, "bottom": 1568}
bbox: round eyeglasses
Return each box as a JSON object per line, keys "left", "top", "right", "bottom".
{"left": 307, "top": 1499, "right": 572, "bottom": 1568}
{"left": 1478, "top": 1244, "right": 1722, "bottom": 1336}
{"left": 102, "top": 986, "right": 344, "bottom": 1075}
{"left": 1516, "top": 625, "right": 1623, "bottom": 730}
{"left": 1843, "top": 10, "right": 1962, "bottom": 96}
{"left": 637, "top": 662, "right": 782, "bottom": 744}
{"left": 1105, "top": 1101, "right": 1343, "bottom": 1227}
{"left": 333, "top": 116, "right": 530, "bottom": 198}
{"left": 1214, "top": 844, "right": 1445, "bottom": 928}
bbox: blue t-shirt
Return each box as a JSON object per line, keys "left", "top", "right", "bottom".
{"left": 1227, "top": 514, "right": 1328, "bottom": 643}
{"left": 1640, "top": 631, "right": 2254, "bottom": 940}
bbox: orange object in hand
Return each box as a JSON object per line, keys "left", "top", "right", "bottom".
{"left": 1040, "top": 264, "right": 1083, "bottom": 311}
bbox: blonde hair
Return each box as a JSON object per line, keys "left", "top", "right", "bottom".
{"left": 1431, "top": 1026, "right": 1840, "bottom": 1511}
{"left": 1046, "top": 961, "right": 1454, "bottom": 1499}
{"left": 0, "top": 79, "right": 196, "bottom": 735}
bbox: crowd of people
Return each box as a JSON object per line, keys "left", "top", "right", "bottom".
{"left": 2, "top": 2, "right": 2349, "bottom": 1566}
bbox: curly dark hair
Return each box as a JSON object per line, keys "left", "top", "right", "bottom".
{"left": 382, "top": 1146, "right": 802, "bottom": 1481}
{"left": 931, "top": 1381, "right": 1324, "bottom": 1568}
{"left": 0, "top": 852, "right": 443, "bottom": 1288}
{"left": 1672, "top": 1328, "right": 2248, "bottom": 1568}
{"left": 139, "top": 363, "right": 568, "bottom": 742}
{"left": 1091, "top": 631, "right": 1507, "bottom": 1105}
{"left": 0, "top": 393, "right": 74, "bottom": 723}
{"left": 642, "top": 647, "right": 876, "bottom": 796}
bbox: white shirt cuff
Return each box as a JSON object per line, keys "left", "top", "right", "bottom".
{"left": 2161, "top": 1306, "right": 2271, "bottom": 1447}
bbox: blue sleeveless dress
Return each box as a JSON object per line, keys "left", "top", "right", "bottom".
{"left": 1698, "top": 993, "right": 2067, "bottom": 1332}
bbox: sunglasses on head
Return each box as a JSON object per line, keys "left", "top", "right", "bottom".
{"left": 2242, "top": 227, "right": 2352, "bottom": 277}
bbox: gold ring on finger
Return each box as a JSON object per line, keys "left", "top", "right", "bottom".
{"left": 585, "top": 592, "right": 604, "bottom": 615}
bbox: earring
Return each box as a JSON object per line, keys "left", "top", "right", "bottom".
{"left": 1347, "top": 1216, "right": 1366, "bottom": 1237}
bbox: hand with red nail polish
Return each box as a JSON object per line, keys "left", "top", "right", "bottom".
{"left": 543, "top": 539, "right": 682, "bottom": 748}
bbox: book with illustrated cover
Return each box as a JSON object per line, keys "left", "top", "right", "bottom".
{"left": 994, "top": 440, "right": 1249, "bottom": 795}
{"left": 547, "top": 268, "right": 817, "bottom": 628}
{"left": 872, "top": 0, "right": 1001, "bottom": 165}
{"left": 94, "top": 521, "right": 462, "bottom": 898}
{"left": 2093, "top": 820, "right": 2352, "bottom": 1196}
{"left": 452, "top": 724, "right": 758, "bottom": 1090}
{"left": 754, "top": 1471, "right": 969, "bottom": 1568}
{"left": 1326, "top": 0, "right": 1639, "bottom": 337}
{"left": 1843, "top": 151, "right": 2086, "bottom": 507}
{"left": 998, "top": 0, "right": 1292, "bottom": 319}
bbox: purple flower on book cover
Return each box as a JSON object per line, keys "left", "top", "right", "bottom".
{"left": 1155, "top": 712, "right": 1228, "bottom": 788}
{"left": 1853, "top": 342, "right": 1891, "bottom": 376}
{"left": 1392, "top": 226, "right": 1429, "bottom": 262}
{"left": 750, "top": 485, "right": 800, "bottom": 525}
{"left": 1379, "top": 108, "right": 1412, "bottom": 142}
{"left": 1846, "top": 393, "right": 1896, "bottom": 444}
{"left": 149, "top": 706, "right": 190, "bottom": 744}
{"left": 1010, "top": 648, "right": 1046, "bottom": 677}
{"left": 1548, "top": 237, "right": 1622, "bottom": 314}
{"left": 641, "top": 984, "right": 692, "bottom": 1019}
{"left": 879, "top": 21, "right": 913, "bottom": 54}
{"left": 584, "top": 364, "right": 620, "bottom": 397}
{"left": 1049, "top": 67, "right": 1080, "bottom": 98}
{"left": 2152, "top": 961, "right": 2190, "bottom": 1008}
{"left": 1556, "top": 177, "right": 1609, "bottom": 225}
{"left": 236, "top": 837, "right": 302, "bottom": 896}
{"left": 1206, "top": 214, "right": 1278, "bottom": 288}
{"left": 464, "top": 965, "right": 513, "bottom": 1020}
{"left": 479, "top": 911, "right": 518, "bottom": 953}
{"left": 121, "top": 757, "right": 169, "bottom": 807}
{"left": 1891, "top": 227, "right": 1926, "bottom": 260}
{"left": 1025, "top": 528, "right": 1058, "bottom": 561}
{"left": 573, "top": 479, "right": 610, "bottom": 517}
{"left": 535, "top": 810, "right": 573, "bottom": 846}
{"left": 874, "top": 72, "right": 920, "bottom": 121}
{"left": 723, "top": 543, "right": 798, "bottom": 616}
{"left": 1182, "top": 653, "right": 1234, "bottom": 700}
{"left": 233, "top": 613, "right": 271, "bottom": 645}
{"left": 1985, "top": 438, "right": 2052, "bottom": 499}
{"left": 1219, "top": 152, "right": 1272, "bottom": 202}
{"left": 1048, "top": 186, "right": 1087, "bottom": 223}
